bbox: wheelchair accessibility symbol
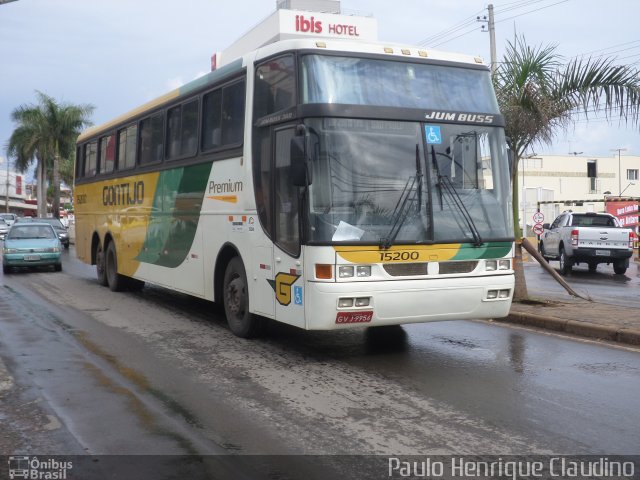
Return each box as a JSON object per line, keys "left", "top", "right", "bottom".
{"left": 294, "top": 286, "right": 303, "bottom": 306}
{"left": 425, "top": 125, "right": 442, "bottom": 144}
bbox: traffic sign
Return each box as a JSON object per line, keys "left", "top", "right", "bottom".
{"left": 533, "top": 223, "right": 545, "bottom": 236}
{"left": 532, "top": 211, "right": 544, "bottom": 224}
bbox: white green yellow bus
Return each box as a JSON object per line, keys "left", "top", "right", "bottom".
{"left": 75, "top": 38, "right": 514, "bottom": 338}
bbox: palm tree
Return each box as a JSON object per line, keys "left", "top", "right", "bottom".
{"left": 7, "top": 91, "right": 93, "bottom": 217}
{"left": 493, "top": 36, "right": 640, "bottom": 300}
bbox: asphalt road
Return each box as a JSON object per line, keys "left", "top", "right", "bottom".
{"left": 524, "top": 256, "right": 640, "bottom": 308}
{"left": 0, "top": 247, "right": 639, "bottom": 479}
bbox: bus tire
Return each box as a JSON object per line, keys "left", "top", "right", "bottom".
{"left": 223, "top": 257, "right": 264, "bottom": 338}
{"left": 96, "top": 243, "right": 109, "bottom": 286}
{"left": 106, "top": 242, "right": 126, "bottom": 292}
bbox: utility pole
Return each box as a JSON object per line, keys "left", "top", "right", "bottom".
{"left": 2, "top": 156, "right": 9, "bottom": 213}
{"left": 611, "top": 147, "right": 627, "bottom": 196}
{"left": 478, "top": 4, "right": 497, "bottom": 74}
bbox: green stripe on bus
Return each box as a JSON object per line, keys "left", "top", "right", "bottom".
{"left": 136, "top": 162, "right": 212, "bottom": 268}
{"left": 451, "top": 241, "right": 512, "bottom": 260}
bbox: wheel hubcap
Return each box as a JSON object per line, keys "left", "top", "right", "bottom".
{"left": 226, "top": 277, "right": 245, "bottom": 317}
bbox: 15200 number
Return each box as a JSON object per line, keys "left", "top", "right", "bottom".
{"left": 379, "top": 251, "right": 420, "bottom": 262}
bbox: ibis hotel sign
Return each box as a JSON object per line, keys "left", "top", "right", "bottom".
{"left": 280, "top": 9, "right": 378, "bottom": 41}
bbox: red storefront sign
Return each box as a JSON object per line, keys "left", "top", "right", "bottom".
{"left": 605, "top": 200, "right": 639, "bottom": 228}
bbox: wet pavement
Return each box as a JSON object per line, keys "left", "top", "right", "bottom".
{"left": 502, "top": 256, "right": 640, "bottom": 345}
{"left": 0, "top": 247, "right": 639, "bottom": 478}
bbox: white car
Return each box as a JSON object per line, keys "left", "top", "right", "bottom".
{"left": 0, "top": 213, "right": 16, "bottom": 227}
{"left": 0, "top": 219, "right": 9, "bottom": 240}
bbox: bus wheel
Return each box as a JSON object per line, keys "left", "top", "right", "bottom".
{"left": 105, "top": 242, "right": 126, "bottom": 292}
{"left": 223, "top": 257, "right": 264, "bottom": 338}
{"left": 96, "top": 243, "right": 108, "bottom": 286}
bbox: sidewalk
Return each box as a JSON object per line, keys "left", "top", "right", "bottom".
{"left": 498, "top": 244, "right": 640, "bottom": 347}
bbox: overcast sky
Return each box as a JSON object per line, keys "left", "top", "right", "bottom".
{"left": 1, "top": 0, "right": 639, "bottom": 174}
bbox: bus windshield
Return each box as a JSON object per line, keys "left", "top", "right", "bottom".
{"left": 301, "top": 54, "right": 499, "bottom": 113}
{"left": 305, "top": 118, "right": 512, "bottom": 245}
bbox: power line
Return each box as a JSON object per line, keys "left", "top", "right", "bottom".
{"left": 494, "top": 0, "right": 551, "bottom": 15}
{"left": 418, "top": 0, "right": 550, "bottom": 47}
{"left": 424, "top": 0, "right": 569, "bottom": 49}
{"left": 572, "top": 39, "right": 640, "bottom": 60}
{"left": 431, "top": 25, "right": 483, "bottom": 48}
{"left": 417, "top": 9, "right": 484, "bottom": 46}
{"left": 494, "top": 0, "right": 570, "bottom": 25}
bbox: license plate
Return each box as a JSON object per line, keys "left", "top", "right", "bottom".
{"left": 595, "top": 250, "right": 610, "bottom": 256}
{"left": 24, "top": 255, "right": 41, "bottom": 261}
{"left": 336, "top": 311, "right": 373, "bottom": 324}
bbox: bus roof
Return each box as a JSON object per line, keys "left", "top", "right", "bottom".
{"left": 77, "top": 58, "right": 244, "bottom": 143}
{"left": 77, "top": 38, "right": 486, "bottom": 143}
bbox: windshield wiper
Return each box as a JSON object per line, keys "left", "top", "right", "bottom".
{"left": 379, "top": 174, "right": 419, "bottom": 250}
{"left": 430, "top": 145, "right": 484, "bottom": 247}
{"left": 415, "top": 144, "right": 423, "bottom": 214}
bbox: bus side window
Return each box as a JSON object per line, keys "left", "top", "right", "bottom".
{"left": 222, "top": 81, "right": 245, "bottom": 145}
{"left": 202, "top": 89, "right": 222, "bottom": 150}
{"left": 84, "top": 141, "right": 97, "bottom": 177}
{"left": 99, "top": 134, "right": 115, "bottom": 174}
{"left": 254, "top": 56, "right": 295, "bottom": 119}
{"left": 168, "top": 99, "right": 199, "bottom": 159}
{"left": 118, "top": 125, "right": 137, "bottom": 170}
{"left": 139, "top": 113, "right": 164, "bottom": 164}
{"left": 76, "top": 146, "right": 84, "bottom": 179}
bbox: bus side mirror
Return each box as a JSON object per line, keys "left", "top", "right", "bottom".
{"left": 291, "top": 136, "right": 313, "bottom": 186}
{"left": 542, "top": 223, "right": 550, "bottom": 230}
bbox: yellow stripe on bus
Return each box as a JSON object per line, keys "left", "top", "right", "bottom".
{"left": 75, "top": 171, "right": 161, "bottom": 277}
{"left": 334, "top": 244, "right": 461, "bottom": 263}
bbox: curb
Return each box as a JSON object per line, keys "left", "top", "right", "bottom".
{"left": 496, "top": 312, "right": 640, "bottom": 346}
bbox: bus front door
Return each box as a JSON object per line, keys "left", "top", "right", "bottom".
{"left": 272, "top": 127, "right": 305, "bottom": 329}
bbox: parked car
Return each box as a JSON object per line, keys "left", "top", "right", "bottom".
{"left": 32, "top": 217, "right": 70, "bottom": 249}
{"left": 2, "top": 223, "right": 62, "bottom": 274}
{"left": 0, "top": 218, "right": 9, "bottom": 240}
{"left": 0, "top": 213, "right": 17, "bottom": 227}
{"left": 539, "top": 211, "right": 634, "bottom": 275}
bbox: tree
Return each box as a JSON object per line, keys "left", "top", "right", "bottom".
{"left": 7, "top": 91, "right": 93, "bottom": 217}
{"left": 493, "top": 36, "right": 640, "bottom": 300}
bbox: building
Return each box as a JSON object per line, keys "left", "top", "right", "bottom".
{"left": 0, "top": 160, "right": 37, "bottom": 215}
{"left": 518, "top": 153, "right": 640, "bottom": 234}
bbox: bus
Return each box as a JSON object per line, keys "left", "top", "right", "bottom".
{"left": 75, "top": 37, "right": 514, "bottom": 338}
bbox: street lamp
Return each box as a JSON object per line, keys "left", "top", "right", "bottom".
{"left": 611, "top": 147, "right": 627, "bottom": 196}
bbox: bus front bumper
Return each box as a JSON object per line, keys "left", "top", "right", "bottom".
{"left": 304, "top": 274, "right": 514, "bottom": 330}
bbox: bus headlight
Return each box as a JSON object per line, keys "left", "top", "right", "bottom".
{"left": 485, "top": 260, "right": 497, "bottom": 271}
{"left": 355, "top": 297, "right": 370, "bottom": 307}
{"left": 339, "top": 266, "right": 354, "bottom": 278}
{"left": 498, "top": 259, "right": 511, "bottom": 270}
{"left": 356, "top": 266, "right": 371, "bottom": 277}
{"left": 338, "top": 298, "right": 354, "bottom": 308}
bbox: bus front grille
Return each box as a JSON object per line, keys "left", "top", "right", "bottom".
{"left": 438, "top": 261, "right": 478, "bottom": 274}
{"left": 383, "top": 263, "right": 429, "bottom": 276}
